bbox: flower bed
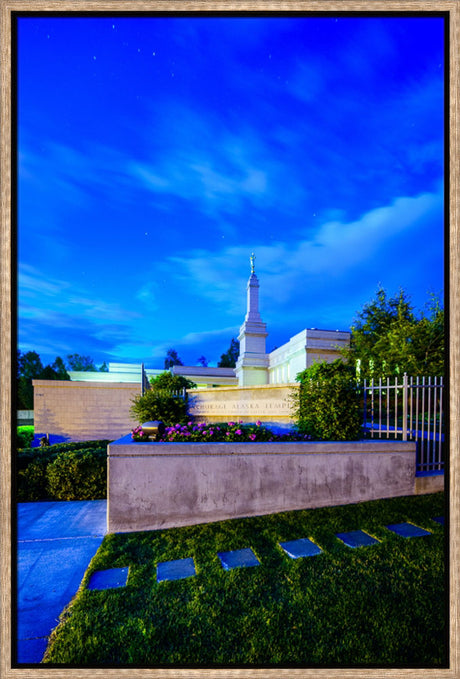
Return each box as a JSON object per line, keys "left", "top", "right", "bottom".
{"left": 132, "top": 420, "right": 309, "bottom": 443}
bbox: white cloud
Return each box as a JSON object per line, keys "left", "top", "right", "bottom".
{"left": 19, "top": 264, "right": 141, "bottom": 325}
{"left": 163, "top": 186, "right": 443, "bottom": 311}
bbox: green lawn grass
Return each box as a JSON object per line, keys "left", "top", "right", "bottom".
{"left": 44, "top": 492, "right": 446, "bottom": 667}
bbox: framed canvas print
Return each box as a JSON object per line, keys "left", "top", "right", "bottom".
{"left": 1, "top": 1, "right": 458, "bottom": 677}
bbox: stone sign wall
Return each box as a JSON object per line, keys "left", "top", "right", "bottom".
{"left": 187, "top": 383, "right": 299, "bottom": 429}
{"left": 32, "top": 381, "right": 300, "bottom": 442}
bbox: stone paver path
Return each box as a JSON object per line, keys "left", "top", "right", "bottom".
{"left": 336, "top": 530, "right": 380, "bottom": 548}
{"left": 386, "top": 522, "right": 432, "bottom": 538}
{"left": 279, "top": 538, "right": 322, "bottom": 558}
{"left": 217, "top": 548, "right": 260, "bottom": 570}
{"left": 87, "top": 567, "right": 129, "bottom": 590}
{"left": 157, "top": 557, "right": 196, "bottom": 582}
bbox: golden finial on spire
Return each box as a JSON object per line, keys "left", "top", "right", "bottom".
{"left": 250, "top": 252, "right": 256, "bottom": 274}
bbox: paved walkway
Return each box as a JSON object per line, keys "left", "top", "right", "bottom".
{"left": 17, "top": 500, "right": 107, "bottom": 664}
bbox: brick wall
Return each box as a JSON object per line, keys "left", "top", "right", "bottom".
{"left": 33, "top": 380, "right": 141, "bottom": 442}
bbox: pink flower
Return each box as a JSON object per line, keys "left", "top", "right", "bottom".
{"left": 236, "top": 429, "right": 242, "bottom": 435}
{"left": 249, "top": 433, "right": 256, "bottom": 441}
{"left": 256, "top": 421, "right": 261, "bottom": 427}
{"left": 226, "top": 432, "right": 231, "bottom": 437}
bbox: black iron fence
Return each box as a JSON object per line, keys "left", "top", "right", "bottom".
{"left": 362, "top": 374, "right": 445, "bottom": 473}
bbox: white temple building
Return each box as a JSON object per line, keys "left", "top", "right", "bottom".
{"left": 68, "top": 256, "right": 350, "bottom": 388}
{"left": 234, "top": 254, "right": 350, "bottom": 386}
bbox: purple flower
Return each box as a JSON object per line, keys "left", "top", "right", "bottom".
{"left": 249, "top": 433, "right": 256, "bottom": 441}
{"left": 228, "top": 422, "right": 235, "bottom": 427}
{"left": 187, "top": 421, "right": 192, "bottom": 426}
{"left": 256, "top": 421, "right": 261, "bottom": 427}
{"left": 236, "top": 429, "right": 242, "bottom": 435}
{"left": 226, "top": 432, "right": 231, "bottom": 437}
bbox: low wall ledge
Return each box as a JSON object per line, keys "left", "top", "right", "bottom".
{"left": 108, "top": 437, "right": 417, "bottom": 458}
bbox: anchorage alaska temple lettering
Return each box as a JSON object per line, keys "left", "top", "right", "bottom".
{"left": 66, "top": 254, "right": 351, "bottom": 388}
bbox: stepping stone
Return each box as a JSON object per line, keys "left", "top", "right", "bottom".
{"left": 386, "top": 522, "right": 431, "bottom": 538}
{"left": 157, "top": 557, "right": 196, "bottom": 582}
{"left": 433, "top": 516, "right": 445, "bottom": 525}
{"left": 87, "top": 567, "right": 129, "bottom": 590}
{"left": 217, "top": 548, "right": 260, "bottom": 570}
{"left": 279, "top": 538, "right": 322, "bottom": 559}
{"left": 335, "top": 530, "right": 380, "bottom": 548}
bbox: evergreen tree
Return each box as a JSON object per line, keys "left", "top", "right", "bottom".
{"left": 217, "top": 338, "right": 239, "bottom": 368}
{"left": 164, "top": 348, "right": 183, "bottom": 368}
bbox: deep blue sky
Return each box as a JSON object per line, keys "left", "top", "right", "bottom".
{"left": 17, "top": 14, "right": 445, "bottom": 369}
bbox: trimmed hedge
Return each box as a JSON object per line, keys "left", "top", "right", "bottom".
{"left": 16, "top": 440, "right": 110, "bottom": 502}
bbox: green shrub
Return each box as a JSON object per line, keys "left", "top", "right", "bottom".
{"left": 17, "top": 457, "right": 50, "bottom": 501}
{"left": 16, "top": 440, "right": 110, "bottom": 501}
{"left": 47, "top": 448, "right": 107, "bottom": 500}
{"left": 16, "top": 426, "right": 34, "bottom": 448}
{"left": 293, "top": 360, "right": 362, "bottom": 440}
{"left": 130, "top": 391, "right": 188, "bottom": 426}
{"left": 149, "top": 371, "right": 196, "bottom": 392}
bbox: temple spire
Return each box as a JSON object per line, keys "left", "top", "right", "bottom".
{"left": 235, "top": 254, "right": 269, "bottom": 386}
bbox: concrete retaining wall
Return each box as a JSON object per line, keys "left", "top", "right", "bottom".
{"left": 107, "top": 438, "right": 417, "bottom": 533}
{"left": 33, "top": 380, "right": 140, "bottom": 442}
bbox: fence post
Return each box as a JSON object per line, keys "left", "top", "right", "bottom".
{"left": 402, "top": 372, "right": 408, "bottom": 441}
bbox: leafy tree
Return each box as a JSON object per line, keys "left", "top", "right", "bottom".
{"left": 131, "top": 391, "right": 188, "bottom": 427}
{"left": 66, "top": 354, "right": 96, "bottom": 371}
{"left": 18, "top": 350, "right": 44, "bottom": 380}
{"left": 132, "top": 371, "right": 195, "bottom": 426}
{"left": 294, "top": 360, "right": 362, "bottom": 440}
{"left": 343, "top": 287, "right": 444, "bottom": 378}
{"left": 197, "top": 355, "right": 208, "bottom": 367}
{"left": 217, "top": 338, "right": 239, "bottom": 368}
{"left": 164, "top": 348, "right": 183, "bottom": 369}
{"left": 99, "top": 361, "right": 109, "bottom": 372}
{"left": 149, "top": 371, "right": 196, "bottom": 392}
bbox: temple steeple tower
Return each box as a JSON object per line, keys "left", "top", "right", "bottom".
{"left": 235, "top": 254, "right": 269, "bottom": 386}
